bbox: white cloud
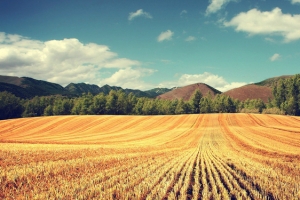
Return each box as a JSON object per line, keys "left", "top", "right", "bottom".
{"left": 185, "top": 36, "right": 196, "bottom": 42}
{"left": 180, "top": 10, "right": 187, "bottom": 16}
{"left": 157, "top": 30, "right": 174, "bottom": 42}
{"left": 103, "top": 58, "right": 140, "bottom": 68}
{"left": 0, "top": 32, "right": 143, "bottom": 86}
{"left": 158, "top": 72, "right": 247, "bottom": 92}
{"left": 224, "top": 7, "right": 300, "bottom": 42}
{"left": 291, "top": 0, "right": 300, "bottom": 4}
{"left": 100, "top": 67, "right": 156, "bottom": 90}
{"left": 128, "top": 9, "right": 152, "bottom": 21}
{"left": 206, "top": 0, "right": 232, "bottom": 15}
{"left": 270, "top": 53, "right": 281, "bottom": 61}
{"left": 265, "top": 37, "right": 276, "bottom": 43}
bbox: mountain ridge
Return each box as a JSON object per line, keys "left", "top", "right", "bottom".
{"left": 0, "top": 74, "right": 293, "bottom": 101}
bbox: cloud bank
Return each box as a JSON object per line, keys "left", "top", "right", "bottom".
{"left": 224, "top": 7, "right": 300, "bottom": 42}
{"left": 128, "top": 9, "right": 152, "bottom": 21}
{"left": 157, "top": 30, "right": 174, "bottom": 42}
{"left": 0, "top": 33, "right": 248, "bottom": 91}
{"left": 100, "top": 67, "right": 155, "bottom": 90}
{"left": 0, "top": 32, "right": 153, "bottom": 88}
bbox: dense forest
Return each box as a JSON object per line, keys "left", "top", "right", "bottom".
{"left": 1, "top": 74, "right": 299, "bottom": 120}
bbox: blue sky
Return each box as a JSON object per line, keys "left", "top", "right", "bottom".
{"left": 0, "top": 0, "right": 299, "bottom": 91}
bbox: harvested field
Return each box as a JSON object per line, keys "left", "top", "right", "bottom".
{"left": 0, "top": 114, "right": 300, "bottom": 199}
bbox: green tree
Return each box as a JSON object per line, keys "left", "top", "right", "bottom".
{"left": 142, "top": 99, "right": 158, "bottom": 115}
{"left": 127, "top": 92, "right": 137, "bottom": 114}
{"left": 0, "top": 91, "right": 23, "bottom": 120}
{"left": 53, "top": 98, "right": 73, "bottom": 115}
{"left": 189, "top": 89, "right": 202, "bottom": 114}
{"left": 169, "top": 99, "right": 178, "bottom": 114}
{"left": 90, "top": 93, "right": 107, "bottom": 114}
{"left": 133, "top": 98, "right": 146, "bottom": 115}
{"left": 71, "top": 93, "right": 93, "bottom": 115}
{"left": 116, "top": 90, "right": 128, "bottom": 115}
{"left": 175, "top": 99, "right": 191, "bottom": 114}
{"left": 23, "top": 96, "right": 47, "bottom": 117}
{"left": 106, "top": 90, "right": 118, "bottom": 114}
{"left": 200, "top": 93, "right": 213, "bottom": 113}
{"left": 43, "top": 105, "right": 53, "bottom": 116}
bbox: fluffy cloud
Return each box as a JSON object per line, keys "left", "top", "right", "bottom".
{"left": 128, "top": 9, "right": 152, "bottom": 21}
{"left": 185, "top": 36, "right": 196, "bottom": 42}
{"left": 206, "top": 0, "right": 232, "bottom": 15}
{"left": 0, "top": 32, "right": 143, "bottom": 86}
{"left": 291, "top": 0, "right": 300, "bottom": 4}
{"left": 224, "top": 7, "right": 300, "bottom": 42}
{"left": 158, "top": 72, "right": 247, "bottom": 92}
{"left": 157, "top": 30, "right": 174, "bottom": 42}
{"left": 270, "top": 53, "right": 281, "bottom": 61}
{"left": 100, "top": 67, "right": 156, "bottom": 89}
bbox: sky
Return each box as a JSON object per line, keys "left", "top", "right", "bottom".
{"left": 0, "top": 0, "right": 299, "bottom": 92}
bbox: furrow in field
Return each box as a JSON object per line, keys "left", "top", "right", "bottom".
{"left": 218, "top": 114, "right": 300, "bottom": 199}
{"left": 1, "top": 150, "right": 175, "bottom": 198}
{"left": 164, "top": 148, "right": 198, "bottom": 199}
{"left": 191, "top": 146, "right": 201, "bottom": 200}
{"left": 205, "top": 114, "right": 269, "bottom": 199}
{"left": 144, "top": 149, "right": 196, "bottom": 199}
{"left": 221, "top": 114, "right": 300, "bottom": 156}
{"left": 263, "top": 114, "right": 300, "bottom": 128}
{"left": 248, "top": 114, "right": 300, "bottom": 134}
{"left": 0, "top": 117, "right": 68, "bottom": 141}
{"left": 69, "top": 151, "right": 179, "bottom": 199}
{"left": 1, "top": 114, "right": 300, "bottom": 199}
{"left": 0, "top": 118, "right": 34, "bottom": 134}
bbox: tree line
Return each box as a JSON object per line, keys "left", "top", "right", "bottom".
{"left": 1, "top": 74, "right": 299, "bottom": 120}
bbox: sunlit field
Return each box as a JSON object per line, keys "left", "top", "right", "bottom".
{"left": 1, "top": 114, "right": 300, "bottom": 199}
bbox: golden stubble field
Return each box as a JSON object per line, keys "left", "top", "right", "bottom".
{"left": 0, "top": 113, "right": 300, "bottom": 199}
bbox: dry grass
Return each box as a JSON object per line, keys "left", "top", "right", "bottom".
{"left": 0, "top": 114, "right": 300, "bottom": 199}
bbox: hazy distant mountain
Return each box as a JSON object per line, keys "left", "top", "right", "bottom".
{"left": 157, "top": 83, "right": 221, "bottom": 101}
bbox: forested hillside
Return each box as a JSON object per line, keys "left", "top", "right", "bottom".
{"left": 1, "top": 74, "right": 299, "bottom": 120}
{"left": 0, "top": 75, "right": 169, "bottom": 99}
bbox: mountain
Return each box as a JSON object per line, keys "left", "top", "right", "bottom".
{"left": 223, "top": 75, "right": 293, "bottom": 103}
{"left": 223, "top": 84, "right": 272, "bottom": 103}
{"left": 0, "top": 75, "right": 24, "bottom": 86}
{"left": 0, "top": 82, "right": 33, "bottom": 99}
{"left": 254, "top": 75, "right": 292, "bottom": 87}
{"left": 65, "top": 83, "right": 159, "bottom": 98}
{"left": 0, "top": 75, "right": 167, "bottom": 99}
{"left": 65, "top": 83, "right": 103, "bottom": 95}
{"left": 157, "top": 83, "right": 221, "bottom": 101}
{"left": 0, "top": 75, "right": 69, "bottom": 98}
{"left": 144, "top": 88, "right": 173, "bottom": 97}
{"left": 0, "top": 74, "right": 295, "bottom": 102}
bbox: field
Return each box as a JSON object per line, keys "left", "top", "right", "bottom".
{"left": 1, "top": 113, "right": 300, "bottom": 199}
